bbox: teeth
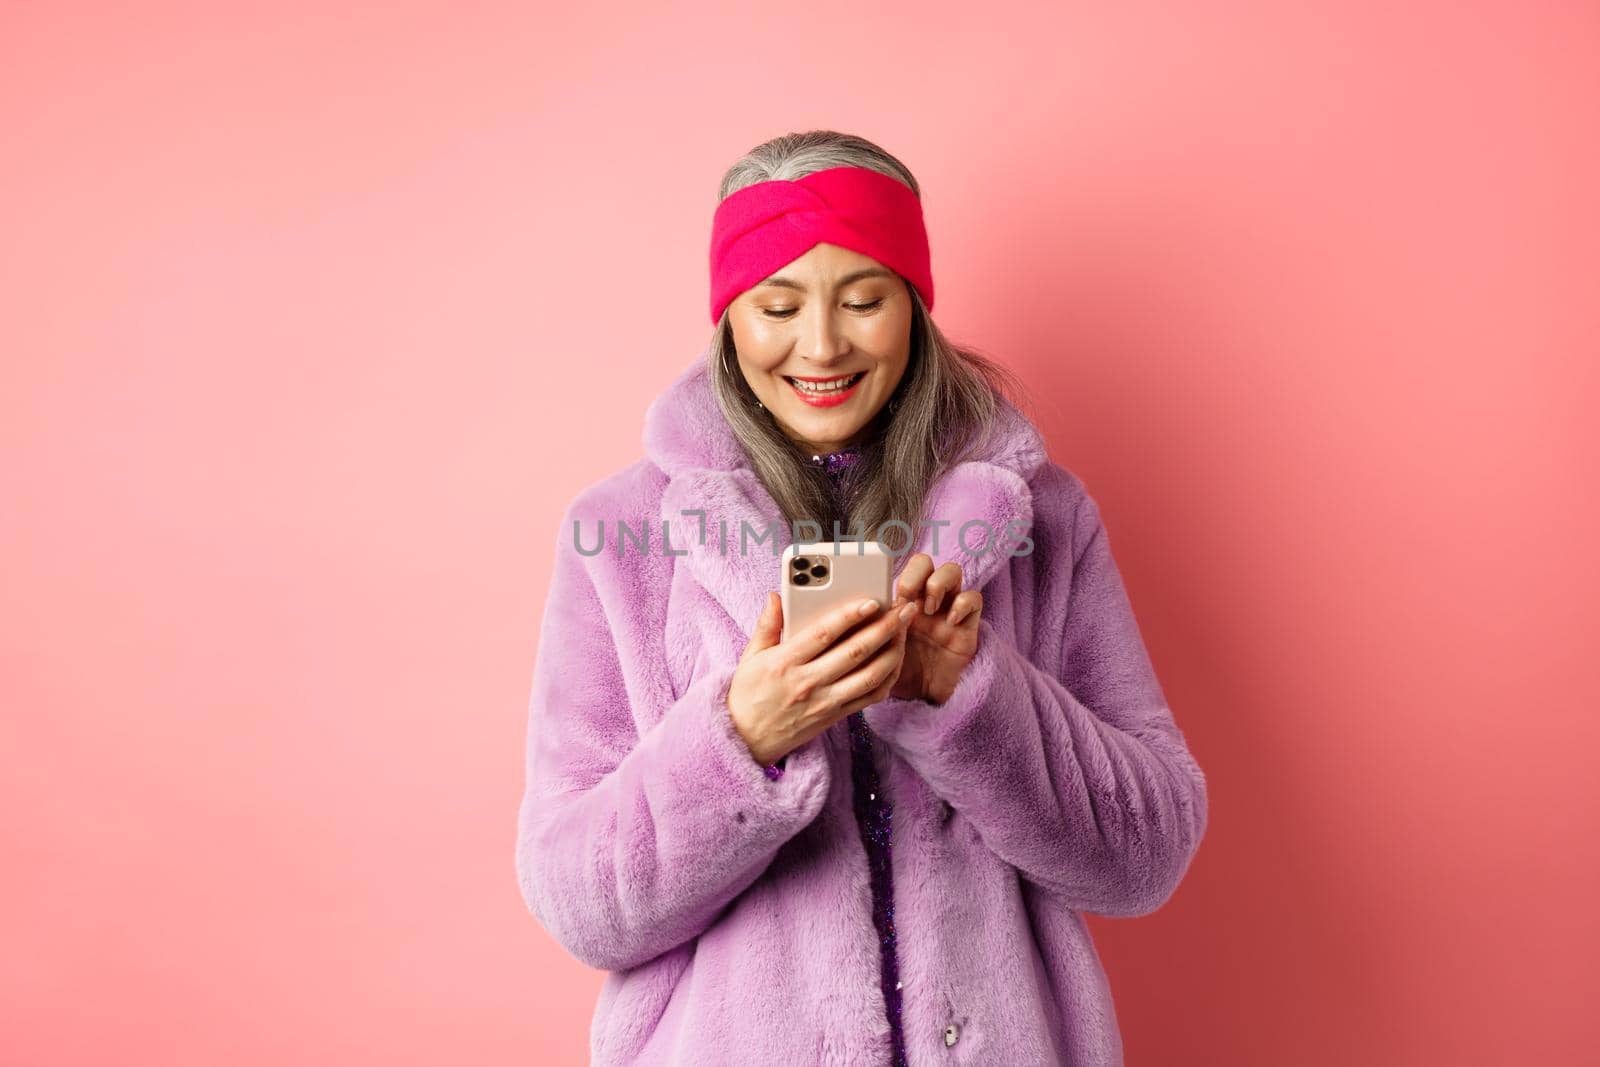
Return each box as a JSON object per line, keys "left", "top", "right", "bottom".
{"left": 789, "top": 373, "right": 861, "bottom": 395}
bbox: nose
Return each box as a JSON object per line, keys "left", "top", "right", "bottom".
{"left": 795, "top": 302, "right": 851, "bottom": 367}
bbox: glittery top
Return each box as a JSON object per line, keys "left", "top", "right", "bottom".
{"left": 764, "top": 444, "right": 908, "bottom": 1067}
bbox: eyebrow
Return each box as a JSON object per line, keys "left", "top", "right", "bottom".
{"left": 754, "top": 267, "right": 895, "bottom": 292}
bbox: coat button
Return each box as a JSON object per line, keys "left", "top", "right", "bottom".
{"left": 943, "top": 1022, "right": 960, "bottom": 1046}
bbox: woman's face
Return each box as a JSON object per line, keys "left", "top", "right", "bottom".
{"left": 728, "top": 242, "right": 913, "bottom": 455}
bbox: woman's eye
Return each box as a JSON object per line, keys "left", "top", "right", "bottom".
{"left": 761, "top": 299, "right": 882, "bottom": 320}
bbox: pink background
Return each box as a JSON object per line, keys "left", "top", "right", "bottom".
{"left": 3, "top": 3, "right": 1595, "bottom": 1064}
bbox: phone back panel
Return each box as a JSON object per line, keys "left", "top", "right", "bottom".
{"left": 779, "top": 541, "right": 893, "bottom": 644}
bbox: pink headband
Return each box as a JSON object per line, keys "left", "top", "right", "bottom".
{"left": 708, "top": 165, "right": 934, "bottom": 325}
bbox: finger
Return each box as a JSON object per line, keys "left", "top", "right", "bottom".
{"left": 741, "top": 592, "right": 783, "bottom": 659}
{"left": 802, "top": 599, "right": 918, "bottom": 687}
{"left": 827, "top": 625, "right": 908, "bottom": 716}
{"left": 946, "top": 588, "right": 983, "bottom": 628}
{"left": 921, "top": 562, "right": 965, "bottom": 615}
{"left": 779, "top": 595, "right": 887, "bottom": 668}
{"left": 894, "top": 552, "right": 936, "bottom": 604}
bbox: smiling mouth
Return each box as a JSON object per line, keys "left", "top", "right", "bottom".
{"left": 784, "top": 371, "right": 866, "bottom": 396}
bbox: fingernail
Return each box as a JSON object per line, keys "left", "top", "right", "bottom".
{"left": 924, "top": 594, "right": 936, "bottom": 614}
{"left": 858, "top": 599, "right": 879, "bottom": 617}
{"left": 898, "top": 603, "right": 918, "bottom": 623}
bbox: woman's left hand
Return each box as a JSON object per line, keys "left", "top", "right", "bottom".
{"left": 889, "top": 553, "right": 981, "bottom": 705}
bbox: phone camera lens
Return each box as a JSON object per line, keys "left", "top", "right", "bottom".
{"left": 791, "top": 557, "right": 809, "bottom": 570}
{"left": 809, "top": 565, "right": 828, "bottom": 578}
{"left": 793, "top": 573, "right": 810, "bottom": 585}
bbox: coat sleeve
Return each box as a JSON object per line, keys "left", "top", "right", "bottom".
{"left": 515, "top": 498, "right": 832, "bottom": 971}
{"left": 863, "top": 482, "right": 1208, "bottom": 917}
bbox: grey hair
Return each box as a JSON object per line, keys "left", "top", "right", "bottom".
{"left": 708, "top": 129, "right": 1032, "bottom": 555}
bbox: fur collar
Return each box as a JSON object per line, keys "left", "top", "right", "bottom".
{"left": 642, "top": 351, "right": 1049, "bottom": 629}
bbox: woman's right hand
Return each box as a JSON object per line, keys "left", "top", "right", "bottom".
{"left": 727, "top": 592, "right": 920, "bottom": 767}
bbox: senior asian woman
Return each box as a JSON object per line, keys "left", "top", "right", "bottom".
{"left": 515, "top": 130, "right": 1209, "bottom": 1067}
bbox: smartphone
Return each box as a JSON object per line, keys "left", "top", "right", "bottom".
{"left": 779, "top": 540, "right": 894, "bottom": 644}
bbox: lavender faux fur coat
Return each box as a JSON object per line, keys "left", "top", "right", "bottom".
{"left": 515, "top": 354, "right": 1208, "bottom": 1066}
